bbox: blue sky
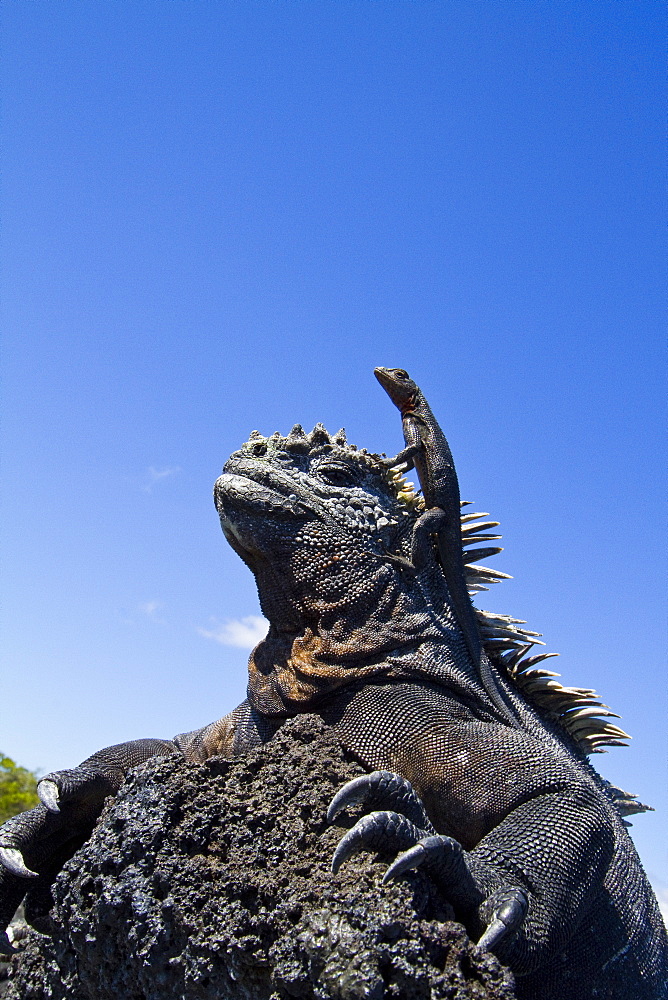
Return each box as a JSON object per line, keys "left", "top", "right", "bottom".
{"left": 2, "top": 2, "right": 665, "bottom": 907}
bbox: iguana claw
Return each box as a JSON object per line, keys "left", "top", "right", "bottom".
{"left": 331, "top": 810, "right": 425, "bottom": 874}
{"left": 0, "top": 847, "right": 38, "bottom": 879}
{"left": 383, "top": 834, "right": 462, "bottom": 883}
{"left": 383, "top": 840, "right": 430, "bottom": 882}
{"left": 476, "top": 887, "right": 528, "bottom": 952}
{"left": 327, "top": 771, "right": 435, "bottom": 832}
{"left": 37, "top": 780, "right": 60, "bottom": 813}
{"left": 327, "top": 775, "right": 370, "bottom": 822}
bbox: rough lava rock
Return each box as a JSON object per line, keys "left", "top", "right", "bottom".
{"left": 4, "top": 716, "right": 517, "bottom": 999}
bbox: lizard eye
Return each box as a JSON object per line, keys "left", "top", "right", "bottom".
{"left": 251, "top": 442, "right": 267, "bottom": 456}
{"left": 394, "top": 369, "right": 409, "bottom": 380}
{"left": 316, "top": 463, "right": 356, "bottom": 486}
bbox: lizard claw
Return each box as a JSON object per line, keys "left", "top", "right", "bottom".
{"left": 0, "top": 847, "right": 38, "bottom": 879}
{"left": 476, "top": 887, "right": 528, "bottom": 952}
{"left": 37, "top": 779, "right": 60, "bottom": 813}
{"left": 327, "top": 771, "right": 434, "bottom": 832}
{"left": 331, "top": 810, "right": 425, "bottom": 874}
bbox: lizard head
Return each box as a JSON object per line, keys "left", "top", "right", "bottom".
{"left": 373, "top": 367, "right": 419, "bottom": 412}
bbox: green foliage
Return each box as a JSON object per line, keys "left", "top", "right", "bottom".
{"left": 0, "top": 755, "right": 40, "bottom": 823}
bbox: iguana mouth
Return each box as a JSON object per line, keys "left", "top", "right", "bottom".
{"left": 215, "top": 458, "right": 313, "bottom": 521}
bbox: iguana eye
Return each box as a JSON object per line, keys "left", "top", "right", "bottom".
{"left": 251, "top": 442, "right": 267, "bottom": 456}
{"left": 316, "top": 464, "right": 356, "bottom": 486}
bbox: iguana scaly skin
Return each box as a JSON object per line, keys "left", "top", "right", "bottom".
{"left": 0, "top": 394, "right": 665, "bottom": 998}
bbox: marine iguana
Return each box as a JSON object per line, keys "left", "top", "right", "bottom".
{"left": 0, "top": 396, "right": 665, "bottom": 999}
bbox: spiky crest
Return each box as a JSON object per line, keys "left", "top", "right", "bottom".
{"left": 241, "top": 425, "right": 383, "bottom": 471}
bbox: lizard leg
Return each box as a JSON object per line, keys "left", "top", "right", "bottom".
{"left": 328, "top": 771, "right": 435, "bottom": 833}
{"left": 410, "top": 507, "right": 449, "bottom": 570}
{"left": 375, "top": 508, "right": 446, "bottom": 577}
{"left": 378, "top": 443, "right": 421, "bottom": 471}
{"left": 378, "top": 550, "right": 418, "bottom": 576}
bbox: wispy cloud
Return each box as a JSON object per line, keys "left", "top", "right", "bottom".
{"left": 197, "top": 615, "right": 269, "bottom": 649}
{"left": 139, "top": 600, "right": 165, "bottom": 623}
{"left": 142, "top": 466, "right": 182, "bottom": 493}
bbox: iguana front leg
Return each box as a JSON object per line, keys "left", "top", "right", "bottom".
{"left": 0, "top": 701, "right": 268, "bottom": 943}
{"left": 328, "top": 771, "right": 527, "bottom": 954}
{"left": 329, "top": 771, "right": 617, "bottom": 973}
{"left": 0, "top": 738, "right": 181, "bottom": 942}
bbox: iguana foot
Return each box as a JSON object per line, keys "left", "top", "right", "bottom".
{"left": 328, "top": 771, "right": 529, "bottom": 956}
{"left": 0, "top": 765, "right": 120, "bottom": 884}
{"left": 328, "top": 771, "right": 435, "bottom": 832}
{"left": 0, "top": 738, "right": 179, "bottom": 938}
{"left": 385, "top": 836, "right": 528, "bottom": 950}
{"left": 0, "top": 764, "right": 124, "bottom": 888}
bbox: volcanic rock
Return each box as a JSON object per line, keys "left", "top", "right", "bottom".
{"left": 4, "top": 715, "right": 516, "bottom": 999}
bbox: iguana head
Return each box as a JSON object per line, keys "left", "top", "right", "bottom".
{"left": 214, "top": 423, "right": 456, "bottom": 714}
{"left": 215, "top": 422, "right": 415, "bottom": 576}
